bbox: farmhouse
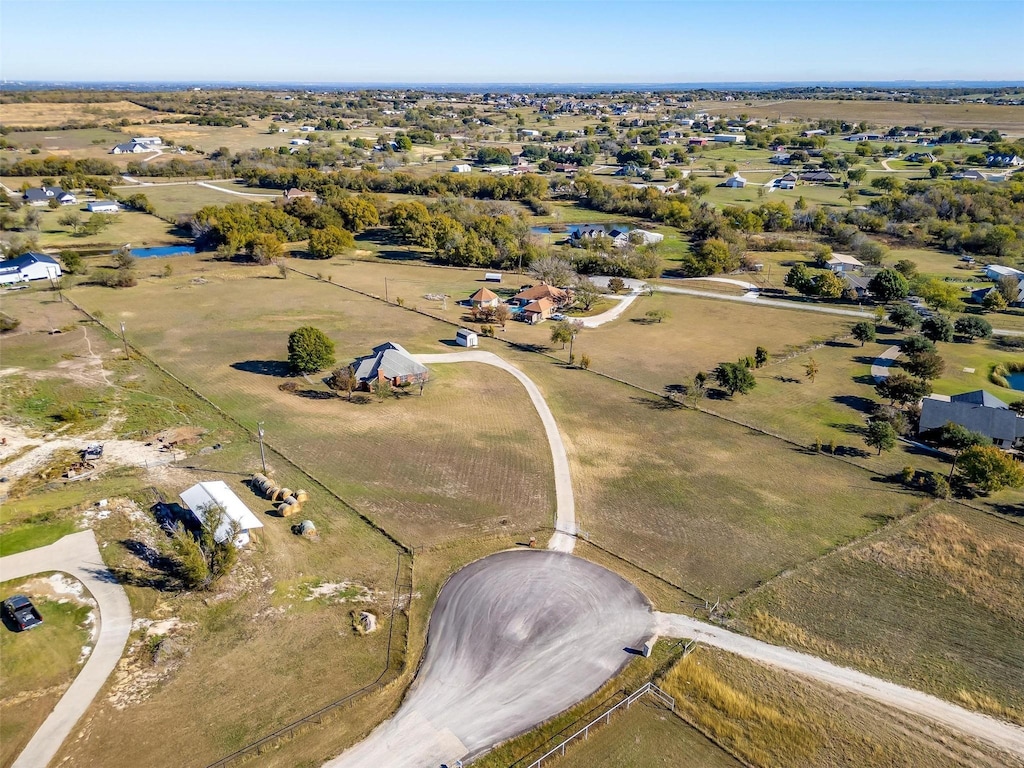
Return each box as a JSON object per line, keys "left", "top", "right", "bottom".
{"left": 688, "top": 137, "right": 708, "bottom": 146}
{"left": 919, "top": 391, "right": 1024, "bottom": 450}
{"left": 826, "top": 253, "right": 864, "bottom": 273}
{"left": 987, "top": 153, "right": 1024, "bottom": 167}
{"left": 801, "top": 170, "right": 838, "bottom": 183}
{"left": 111, "top": 142, "right": 151, "bottom": 154}
{"left": 0, "top": 252, "right": 62, "bottom": 284}
{"left": 179, "top": 481, "right": 263, "bottom": 547}
{"left": 352, "top": 342, "right": 430, "bottom": 390}
{"left": 521, "top": 298, "right": 555, "bottom": 324}
{"left": 23, "top": 186, "right": 77, "bottom": 206}
{"left": 87, "top": 200, "right": 120, "bottom": 213}
{"left": 723, "top": 173, "right": 747, "bottom": 188}
{"left": 513, "top": 284, "right": 570, "bottom": 307}
{"left": 843, "top": 274, "right": 872, "bottom": 299}
{"left": 455, "top": 328, "right": 479, "bottom": 347}
{"left": 569, "top": 226, "right": 608, "bottom": 246}
{"left": 468, "top": 287, "right": 500, "bottom": 308}
{"left": 283, "top": 188, "right": 317, "bottom": 202}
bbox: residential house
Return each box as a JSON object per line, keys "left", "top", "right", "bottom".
{"left": 688, "top": 137, "right": 708, "bottom": 146}
{"left": 987, "top": 153, "right": 1024, "bottom": 168}
{"left": 111, "top": 142, "right": 151, "bottom": 154}
{"left": 451, "top": 164, "right": 472, "bottom": 173}
{"left": 843, "top": 273, "right": 872, "bottom": 299}
{"left": 23, "top": 186, "right": 76, "bottom": 206}
{"left": 800, "top": 170, "right": 838, "bottom": 184}
{"left": 801, "top": 129, "right": 827, "bottom": 137}
{"left": 0, "top": 252, "right": 62, "bottom": 285}
{"left": 86, "top": 200, "right": 120, "bottom": 214}
{"left": 519, "top": 129, "right": 541, "bottom": 137}
{"left": 569, "top": 226, "right": 608, "bottom": 246}
{"left": 845, "top": 133, "right": 883, "bottom": 142}
{"left": 906, "top": 152, "right": 936, "bottom": 163}
{"left": 723, "top": 173, "right": 747, "bottom": 188}
{"left": 918, "top": 391, "right": 1024, "bottom": 451}
{"left": 512, "top": 284, "right": 570, "bottom": 307}
{"left": 351, "top": 342, "right": 430, "bottom": 391}
{"left": 179, "top": 481, "right": 263, "bottom": 548}
{"left": 770, "top": 152, "right": 792, "bottom": 165}
{"left": 984, "top": 264, "right": 1024, "bottom": 281}
{"left": 826, "top": 253, "right": 864, "bottom": 273}
{"left": 521, "top": 298, "right": 555, "bottom": 324}
{"left": 283, "top": 188, "right": 318, "bottom": 202}
{"left": 468, "top": 287, "right": 500, "bottom": 308}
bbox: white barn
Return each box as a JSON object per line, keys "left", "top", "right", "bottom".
{"left": 0, "top": 252, "right": 62, "bottom": 284}
{"left": 87, "top": 201, "right": 120, "bottom": 213}
{"left": 451, "top": 164, "right": 472, "bottom": 173}
{"left": 455, "top": 328, "right": 479, "bottom": 347}
{"left": 179, "top": 481, "right": 264, "bottom": 547}
{"left": 724, "top": 173, "right": 747, "bottom": 188}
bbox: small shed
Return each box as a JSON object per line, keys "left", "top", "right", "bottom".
{"left": 180, "top": 481, "right": 263, "bottom": 547}
{"left": 484, "top": 272, "right": 502, "bottom": 283}
{"left": 469, "top": 287, "right": 500, "bottom": 308}
{"left": 455, "top": 328, "right": 479, "bottom": 347}
{"left": 724, "top": 173, "right": 747, "bottom": 188}
{"left": 451, "top": 164, "right": 472, "bottom": 173}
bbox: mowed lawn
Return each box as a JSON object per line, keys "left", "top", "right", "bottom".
{"left": 69, "top": 260, "right": 555, "bottom": 547}
{"left": 732, "top": 505, "right": 1024, "bottom": 724}
{"left": 503, "top": 351, "right": 920, "bottom": 598}
{"left": 121, "top": 182, "right": 265, "bottom": 219}
{"left": 33, "top": 207, "right": 184, "bottom": 249}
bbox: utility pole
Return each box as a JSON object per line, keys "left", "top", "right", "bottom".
{"left": 384, "top": 277, "right": 389, "bottom": 302}
{"left": 257, "top": 422, "right": 267, "bottom": 474}
{"left": 119, "top": 321, "right": 129, "bottom": 359}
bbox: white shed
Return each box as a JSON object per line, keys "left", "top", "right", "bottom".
{"left": 455, "top": 328, "right": 479, "bottom": 347}
{"left": 87, "top": 201, "right": 120, "bottom": 214}
{"left": 724, "top": 173, "right": 747, "bottom": 188}
{"left": 179, "top": 481, "right": 263, "bottom": 547}
{"left": 451, "top": 164, "right": 472, "bottom": 173}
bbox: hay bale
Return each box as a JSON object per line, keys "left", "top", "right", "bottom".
{"left": 298, "top": 519, "right": 316, "bottom": 537}
{"left": 294, "top": 489, "right": 309, "bottom": 504}
{"left": 278, "top": 501, "right": 300, "bottom": 517}
{"left": 281, "top": 495, "right": 299, "bottom": 507}
{"left": 276, "top": 487, "right": 293, "bottom": 502}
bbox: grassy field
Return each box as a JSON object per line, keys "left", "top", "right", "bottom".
{"left": 7, "top": 127, "right": 129, "bottom": 153}
{"left": 732, "top": 504, "right": 1024, "bottom": 725}
{"left": 660, "top": 647, "right": 1020, "bottom": 768}
{"left": 123, "top": 182, "right": 269, "bottom": 219}
{"left": 27, "top": 207, "right": 184, "bottom": 249}
{"left": 0, "top": 578, "right": 94, "bottom": 768}
{"left": 0, "top": 101, "right": 176, "bottom": 127}
{"left": 68, "top": 257, "right": 556, "bottom": 548}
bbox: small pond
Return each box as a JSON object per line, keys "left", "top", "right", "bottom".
{"left": 530, "top": 223, "right": 631, "bottom": 235}
{"left": 128, "top": 245, "right": 196, "bottom": 259}
{"left": 1006, "top": 371, "right": 1024, "bottom": 392}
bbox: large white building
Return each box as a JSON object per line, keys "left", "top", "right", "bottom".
{"left": 0, "top": 252, "right": 62, "bottom": 284}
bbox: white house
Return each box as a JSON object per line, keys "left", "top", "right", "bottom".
{"left": 724, "top": 172, "right": 747, "bottom": 188}
{"left": 451, "top": 164, "right": 472, "bottom": 173}
{"left": 179, "top": 481, "right": 263, "bottom": 548}
{"left": 23, "top": 186, "right": 77, "bottom": 206}
{"left": 985, "top": 264, "right": 1024, "bottom": 281}
{"left": 0, "top": 252, "right": 62, "bottom": 285}
{"left": 87, "top": 200, "right": 120, "bottom": 214}
{"left": 826, "top": 253, "right": 865, "bottom": 273}
{"left": 111, "top": 142, "right": 151, "bottom": 154}
{"left": 455, "top": 328, "right": 479, "bottom": 347}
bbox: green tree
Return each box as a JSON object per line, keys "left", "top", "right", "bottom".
{"left": 287, "top": 326, "right": 335, "bottom": 374}
{"left": 681, "top": 237, "right": 737, "bottom": 277}
{"left": 957, "top": 445, "right": 1024, "bottom": 493}
{"left": 395, "top": 134, "right": 413, "bottom": 152}
{"left": 847, "top": 167, "right": 868, "bottom": 184}
{"left": 982, "top": 290, "right": 1008, "bottom": 312}
{"left": 550, "top": 320, "right": 576, "bottom": 349}
{"left": 804, "top": 357, "right": 820, "bottom": 383}
{"left": 916, "top": 278, "right": 963, "bottom": 312}
{"left": 715, "top": 361, "right": 757, "bottom": 396}
{"left": 893, "top": 259, "right": 918, "bottom": 279}
{"left": 815, "top": 270, "right": 845, "bottom": 299}
{"left": 953, "top": 315, "right": 992, "bottom": 342}
{"left": 645, "top": 309, "right": 669, "bottom": 324}
{"left": 997, "top": 275, "right": 1020, "bottom": 305}
{"left": 250, "top": 233, "right": 283, "bottom": 265}
{"left": 375, "top": 377, "right": 393, "bottom": 401}
{"left": 607, "top": 277, "right": 626, "bottom": 294}
{"left": 784, "top": 263, "right": 812, "bottom": 293}
{"left": 170, "top": 504, "right": 241, "bottom": 590}
{"left": 888, "top": 303, "right": 920, "bottom": 331}
{"left": 80, "top": 213, "right": 113, "bottom": 236}
{"left": 903, "top": 350, "right": 945, "bottom": 380}
{"left": 754, "top": 346, "right": 769, "bottom": 367}
{"left": 901, "top": 334, "right": 935, "bottom": 356}
{"left": 921, "top": 315, "right": 954, "bottom": 342}
{"left": 22, "top": 207, "right": 41, "bottom": 231}
{"left": 875, "top": 373, "right": 931, "bottom": 406}
{"left": 865, "top": 420, "right": 898, "bottom": 455}
{"left": 573, "top": 278, "right": 602, "bottom": 311}
{"left": 938, "top": 423, "right": 988, "bottom": 481}
{"left": 58, "top": 210, "right": 81, "bottom": 233}
{"left": 308, "top": 225, "right": 355, "bottom": 259}
{"left": 868, "top": 269, "right": 910, "bottom": 302}
{"left": 60, "top": 251, "right": 83, "bottom": 274}
{"left": 851, "top": 321, "right": 876, "bottom": 347}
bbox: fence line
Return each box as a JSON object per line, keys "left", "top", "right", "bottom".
{"left": 516, "top": 682, "right": 675, "bottom": 768}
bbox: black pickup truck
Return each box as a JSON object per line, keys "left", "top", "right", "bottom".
{"left": 2, "top": 595, "right": 43, "bottom": 631}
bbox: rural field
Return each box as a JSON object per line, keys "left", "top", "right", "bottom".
{"left": 0, "top": 100, "right": 174, "bottom": 127}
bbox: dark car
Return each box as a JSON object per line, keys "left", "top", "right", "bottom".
{"left": 2, "top": 594, "right": 43, "bottom": 631}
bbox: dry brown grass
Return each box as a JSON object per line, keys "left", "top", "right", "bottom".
{"left": 0, "top": 101, "right": 173, "bottom": 127}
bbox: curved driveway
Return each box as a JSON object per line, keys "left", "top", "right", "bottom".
{"left": 871, "top": 344, "right": 902, "bottom": 381}
{"left": 413, "top": 351, "right": 576, "bottom": 552}
{"left": 655, "top": 612, "right": 1024, "bottom": 758}
{"left": 327, "top": 550, "right": 652, "bottom": 768}
{"left": 2, "top": 530, "right": 132, "bottom": 768}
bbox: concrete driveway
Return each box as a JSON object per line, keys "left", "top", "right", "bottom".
{"left": 413, "top": 351, "right": 577, "bottom": 552}
{"left": 1, "top": 530, "right": 132, "bottom": 768}
{"left": 326, "top": 550, "right": 653, "bottom": 768}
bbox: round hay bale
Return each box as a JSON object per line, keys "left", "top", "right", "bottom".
{"left": 294, "top": 489, "right": 310, "bottom": 504}
{"left": 269, "top": 486, "right": 286, "bottom": 502}
{"left": 252, "top": 473, "right": 269, "bottom": 486}
{"left": 281, "top": 495, "right": 299, "bottom": 507}
{"left": 277, "top": 487, "right": 293, "bottom": 502}
{"left": 278, "top": 501, "right": 300, "bottom": 517}
{"left": 298, "top": 519, "right": 316, "bottom": 537}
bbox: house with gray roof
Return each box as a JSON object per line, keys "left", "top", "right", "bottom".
{"left": 23, "top": 186, "right": 76, "bottom": 206}
{"left": 919, "top": 390, "right": 1024, "bottom": 450}
{"left": 351, "top": 342, "right": 429, "bottom": 391}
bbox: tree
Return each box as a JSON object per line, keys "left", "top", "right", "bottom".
{"left": 170, "top": 504, "right": 241, "bottom": 590}
{"left": 325, "top": 364, "right": 358, "bottom": 401}
{"left": 681, "top": 237, "right": 737, "bottom": 277}
{"left": 530, "top": 255, "right": 576, "bottom": 286}
{"left": 784, "top": 263, "right": 812, "bottom": 293}
{"left": 921, "top": 315, "right": 954, "bottom": 342}
{"left": 715, "top": 361, "right": 757, "bottom": 396}
{"left": 308, "top": 226, "right": 355, "bottom": 259}
{"left": 916, "top": 278, "right": 963, "bottom": 312}
{"left": 847, "top": 167, "right": 868, "bottom": 184}
{"left": 953, "top": 315, "right": 992, "bottom": 342}
{"left": 375, "top": 377, "right": 393, "bottom": 401}
{"left": 957, "top": 445, "right": 1024, "bottom": 493}
{"left": 868, "top": 269, "right": 910, "bottom": 302}
{"left": 250, "top": 233, "right": 283, "bottom": 265}
{"left": 689, "top": 371, "right": 708, "bottom": 406}
{"left": 58, "top": 210, "right": 82, "bottom": 233}
{"left": 901, "top": 334, "right": 935, "bottom": 356}
{"left": 80, "top": 213, "right": 113, "bottom": 236}
{"left": 997, "top": 275, "right": 1020, "bottom": 305}
{"left": 804, "top": 357, "right": 820, "bottom": 383}
{"left": 893, "top": 259, "right": 918, "bottom": 280}
{"left": 22, "top": 207, "right": 41, "bottom": 231}
{"left": 938, "top": 423, "right": 988, "bottom": 481}
{"left": 754, "top": 346, "right": 769, "bottom": 367}
{"left": 60, "top": 251, "right": 83, "bottom": 274}
{"left": 550, "top": 320, "right": 577, "bottom": 349}
{"left": 875, "top": 373, "right": 931, "bottom": 406}
{"left": 815, "top": 270, "right": 845, "bottom": 299}
{"left": 851, "top": 321, "right": 876, "bottom": 346}
{"left": 645, "top": 309, "right": 669, "bottom": 324}
{"left": 888, "top": 303, "right": 920, "bottom": 331}
{"left": 607, "top": 277, "right": 626, "bottom": 294}
{"left": 287, "top": 326, "right": 335, "bottom": 374}
{"left": 929, "top": 163, "right": 943, "bottom": 179}
{"left": 573, "top": 278, "right": 602, "bottom": 311}
{"left": 982, "top": 290, "right": 1008, "bottom": 312}
{"left": 865, "top": 420, "right": 898, "bottom": 455}
{"left": 902, "top": 350, "right": 945, "bottom": 380}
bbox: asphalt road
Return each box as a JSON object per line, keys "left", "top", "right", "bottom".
{"left": 1, "top": 530, "right": 132, "bottom": 768}
{"left": 655, "top": 612, "right": 1024, "bottom": 759}
{"left": 413, "top": 352, "right": 577, "bottom": 552}
{"left": 327, "top": 550, "right": 653, "bottom": 768}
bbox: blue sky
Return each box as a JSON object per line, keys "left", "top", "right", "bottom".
{"left": 2, "top": 0, "right": 1021, "bottom": 83}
